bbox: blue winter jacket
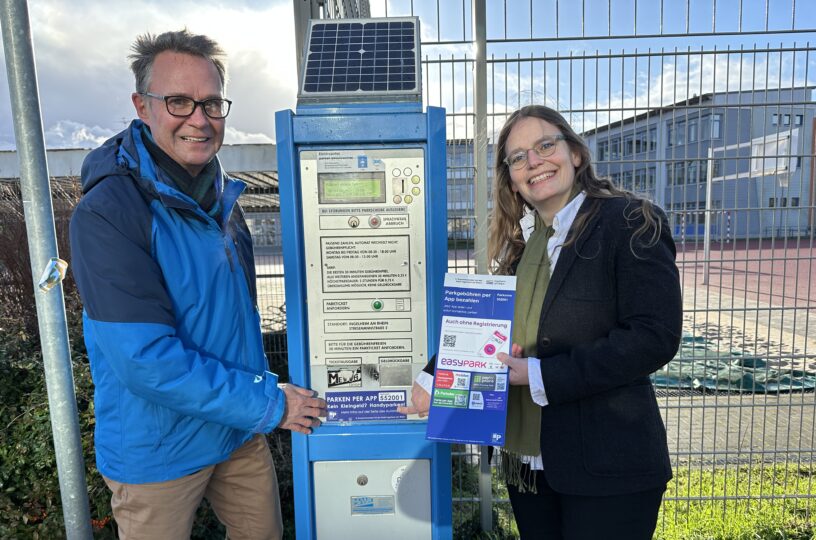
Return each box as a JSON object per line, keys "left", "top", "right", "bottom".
{"left": 69, "top": 121, "right": 285, "bottom": 484}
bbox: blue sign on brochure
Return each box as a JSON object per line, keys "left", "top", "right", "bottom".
{"left": 426, "top": 274, "right": 516, "bottom": 445}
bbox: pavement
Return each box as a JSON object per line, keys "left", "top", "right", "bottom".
{"left": 666, "top": 238, "right": 815, "bottom": 465}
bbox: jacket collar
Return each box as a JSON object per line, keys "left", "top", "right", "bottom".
{"left": 114, "top": 120, "right": 245, "bottom": 225}
{"left": 538, "top": 196, "right": 601, "bottom": 322}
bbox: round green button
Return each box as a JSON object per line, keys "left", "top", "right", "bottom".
{"left": 372, "top": 300, "right": 384, "bottom": 311}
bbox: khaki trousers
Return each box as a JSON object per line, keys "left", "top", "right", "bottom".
{"left": 104, "top": 434, "right": 283, "bottom": 540}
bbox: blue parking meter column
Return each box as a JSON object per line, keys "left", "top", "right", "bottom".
{"left": 276, "top": 105, "right": 451, "bottom": 540}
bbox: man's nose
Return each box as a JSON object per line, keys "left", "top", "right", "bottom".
{"left": 187, "top": 103, "right": 209, "bottom": 125}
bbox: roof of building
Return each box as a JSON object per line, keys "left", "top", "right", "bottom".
{"left": 580, "top": 86, "right": 816, "bottom": 137}
{"left": 580, "top": 93, "right": 715, "bottom": 137}
{"left": 0, "top": 145, "right": 280, "bottom": 211}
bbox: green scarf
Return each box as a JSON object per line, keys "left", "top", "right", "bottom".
{"left": 141, "top": 125, "right": 220, "bottom": 218}
{"left": 500, "top": 214, "right": 554, "bottom": 492}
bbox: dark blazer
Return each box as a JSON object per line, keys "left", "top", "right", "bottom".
{"left": 533, "top": 196, "right": 681, "bottom": 496}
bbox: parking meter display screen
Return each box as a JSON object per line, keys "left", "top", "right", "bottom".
{"left": 319, "top": 172, "right": 386, "bottom": 204}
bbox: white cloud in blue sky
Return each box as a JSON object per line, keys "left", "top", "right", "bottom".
{"left": 0, "top": 0, "right": 297, "bottom": 149}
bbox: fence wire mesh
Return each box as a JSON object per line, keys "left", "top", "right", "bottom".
{"left": 254, "top": 1, "right": 816, "bottom": 536}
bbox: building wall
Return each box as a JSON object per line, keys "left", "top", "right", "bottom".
{"left": 584, "top": 88, "right": 815, "bottom": 240}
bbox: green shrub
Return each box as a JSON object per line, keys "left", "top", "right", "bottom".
{"left": 0, "top": 301, "right": 117, "bottom": 538}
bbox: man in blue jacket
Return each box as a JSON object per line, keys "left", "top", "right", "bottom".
{"left": 70, "top": 29, "right": 326, "bottom": 539}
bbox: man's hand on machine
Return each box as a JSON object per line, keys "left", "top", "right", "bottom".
{"left": 278, "top": 384, "right": 328, "bottom": 434}
{"left": 396, "top": 382, "right": 431, "bottom": 417}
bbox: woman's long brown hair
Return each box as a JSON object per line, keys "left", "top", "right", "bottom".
{"left": 488, "top": 105, "right": 664, "bottom": 274}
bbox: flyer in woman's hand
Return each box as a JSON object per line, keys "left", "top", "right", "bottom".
{"left": 426, "top": 273, "right": 516, "bottom": 445}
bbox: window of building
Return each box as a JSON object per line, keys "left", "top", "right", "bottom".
{"left": 667, "top": 124, "right": 673, "bottom": 148}
{"left": 633, "top": 130, "right": 645, "bottom": 153}
{"left": 768, "top": 198, "right": 775, "bottom": 208}
{"left": 676, "top": 120, "right": 686, "bottom": 146}
{"left": 751, "top": 134, "right": 790, "bottom": 174}
{"left": 783, "top": 114, "right": 791, "bottom": 126}
{"left": 697, "top": 160, "right": 709, "bottom": 184}
{"left": 634, "top": 168, "right": 655, "bottom": 192}
{"left": 648, "top": 127, "right": 657, "bottom": 152}
{"left": 598, "top": 140, "right": 608, "bottom": 161}
{"left": 647, "top": 167, "right": 656, "bottom": 190}
{"left": 624, "top": 134, "right": 634, "bottom": 157}
{"left": 677, "top": 201, "right": 704, "bottom": 226}
{"left": 687, "top": 161, "right": 698, "bottom": 184}
{"left": 791, "top": 197, "right": 800, "bottom": 207}
{"left": 771, "top": 113, "right": 779, "bottom": 126}
{"left": 672, "top": 161, "right": 686, "bottom": 185}
{"left": 710, "top": 114, "right": 722, "bottom": 139}
{"left": 688, "top": 120, "right": 698, "bottom": 143}
{"left": 622, "top": 170, "right": 633, "bottom": 191}
{"left": 712, "top": 159, "right": 723, "bottom": 178}
{"left": 794, "top": 114, "right": 803, "bottom": 126}
{"left": 780, "top": 197, "right": 787, "bottom": 207}
{"left": 609, "top": 138, "right": 621, "bottom": 160}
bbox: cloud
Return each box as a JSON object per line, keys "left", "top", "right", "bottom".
{"left": 0, "top": 0, "right": 297, "bottom": 149}
{"left": 43, "top": 121, "right": 116, "bottom": 149}
{"left": 224, "top": 126, "right": 274, "bottom": 145}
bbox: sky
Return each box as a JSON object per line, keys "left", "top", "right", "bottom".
{"left": 0, "top": 0, "right": 300, "bottom": 149}
{"left": 1, "top": 0, "right": 813, "bottom": 150}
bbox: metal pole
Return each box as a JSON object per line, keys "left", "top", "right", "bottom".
{"left": 471, "top": 0, "right": 492, "bottom": 533}
{"left": 0, "top": 1, "right": 92, "bottom": 538}
{"left": 703, "top": 147, "right": 713, "bottom": 285}
{"left": 472, "top": 0, "right": 488, "bottom": 275}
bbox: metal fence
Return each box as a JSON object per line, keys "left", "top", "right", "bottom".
{"left": 256, "top": 0, "right": 816, "bottom": 537}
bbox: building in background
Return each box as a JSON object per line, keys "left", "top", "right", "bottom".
{"left": 445, "top": 139, "right": 495, "bottom": 242}
{"left": 582, "top": 87, "right": 815, "bottom": 240}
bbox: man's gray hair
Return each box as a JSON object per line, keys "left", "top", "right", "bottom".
{"left": 129, "top": 29, "right": 227, "bottom": 94}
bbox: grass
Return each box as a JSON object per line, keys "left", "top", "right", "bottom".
{"left": 452, "top": 455, "right": 815, "bottom": 540}
{"left": 657, "top": 463, "right": 816, "bottom": 540}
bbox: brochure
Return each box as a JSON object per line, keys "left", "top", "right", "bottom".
{"left": 426, "top": 273, "right": 516, "bottom": 445}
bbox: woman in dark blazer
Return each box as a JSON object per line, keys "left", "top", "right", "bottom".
{"left": 401, "top": 104, "right": 681, "bottom": 539}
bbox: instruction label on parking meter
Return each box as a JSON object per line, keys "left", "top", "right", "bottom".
{"left": 299, "top": 148, "right": 428, "bottom": 422}
{"left": 322, "top": 236, "right": 410, "bottom": 292}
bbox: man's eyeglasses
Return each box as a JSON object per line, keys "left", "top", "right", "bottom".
{"left": 141, "top": 92, "right": 232, "bottom": 119}
{"left": 503, "top": 135, "right": 567, "bottom": 170}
